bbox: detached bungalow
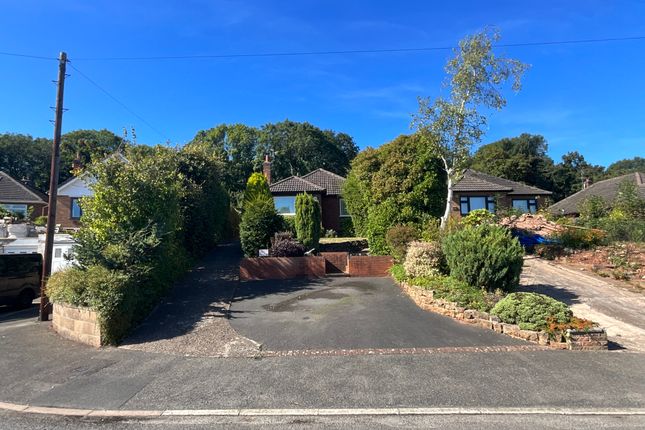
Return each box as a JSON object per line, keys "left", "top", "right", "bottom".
{"left": 548, "top": 172, "right": 645, "bottom": 216}
{"left": 264, "top": 158, "right": 350, "bottom": 232}
{"left": 0, "top": 170, "right": 47, "bottom": 219}
{"left": 452, "top": 169, "right": 552, "bottom": 217}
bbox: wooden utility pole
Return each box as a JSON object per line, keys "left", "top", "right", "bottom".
{"left": 39, "top": 51, "right": 67, "bottom": 322}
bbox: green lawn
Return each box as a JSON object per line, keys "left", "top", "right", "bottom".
{"left": 319, "top": 237, "right": 366, "bottom": 244}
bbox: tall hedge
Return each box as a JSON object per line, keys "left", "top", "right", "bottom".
{"left": 295, "top": 193, "right": 321, "bottom": 251}
{"left": 442, "top": 224, "right": 524, "bottom": 292}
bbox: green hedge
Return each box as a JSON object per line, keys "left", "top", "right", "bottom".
{"left": 442, "top": 224, "right": 524, "bottom": 293}
{"left": 240, "top": 198, "right": 283, "bottom": 257}
{"left": 491, "top": 292, "right": 572, "bottom": 331}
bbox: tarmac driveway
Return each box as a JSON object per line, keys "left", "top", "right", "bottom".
{"left": 230, "top": 276, "right": 525, "bottom": 351}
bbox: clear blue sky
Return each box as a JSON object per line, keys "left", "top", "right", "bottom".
{"left": 1, "top": 0, "right": 644, "bottom": 166}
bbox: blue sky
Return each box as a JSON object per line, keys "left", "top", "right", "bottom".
{"left": 1, "top": 0, "right": 644, "bottom": 166}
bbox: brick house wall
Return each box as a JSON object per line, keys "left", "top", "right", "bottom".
{"left": 451, "top": 192, "right": 550, "bottom": 220}
{"left": 321, "top": 195, "right": 340, "bottom": 231}
{"left": 55, "top": 195, "right": 81, "bottom": 229}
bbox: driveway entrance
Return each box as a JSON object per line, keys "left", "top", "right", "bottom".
{"left": 230, "top": 276, "right": 524, "bottom": 351}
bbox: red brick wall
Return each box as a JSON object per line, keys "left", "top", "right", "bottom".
{"left": 55, "top": 195, "right": 80, "bottom": 229}
{"left": 321, "top": 195, "right": 340, "bottom": 231}
{"left": 321, "top": 252, "right": 348, "bottom": 273}
{"left": 240, "top": 256, "right": 326, "bottom": 281}
{"left": 347, "top": 256, "right": 394, "bottom": 277}
{"left": 29, "top": 203, "right": 47, "bottom": 219}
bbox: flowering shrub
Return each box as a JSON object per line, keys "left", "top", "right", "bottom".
{"left": 403, "top": 241, "right": 445, "bottom": 278}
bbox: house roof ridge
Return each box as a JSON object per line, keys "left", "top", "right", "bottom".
{"left": 0, "top": 170, "right": 47, "bottom": 203}
{"left": 269, "top": 175, "right": 326, "bottom": 192}
{"left": 302, "top": 168, "right": 346, "bottom": 180}
{"left": 465, "top": 168, "right": 552, "bottom": 194}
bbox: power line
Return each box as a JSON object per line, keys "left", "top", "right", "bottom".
{"left": 67, "top": 62, "right": 168, "bottom": 141}
{"left": 2, "top": 35, "right": 644, "bottom": 63}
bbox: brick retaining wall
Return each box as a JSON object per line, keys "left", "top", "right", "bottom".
{"left": 240, "top": 256, "right": 326, "bottom": 281}
{"left": 52, "top": 303, "right": 102, "bottom": 347}
{"left": 320, "top": 252, "right": 349, "bottom": 273}
{"left": 398, "top": 281, "right": 607, "bottom": 351}
{"left": 347, "top": 256, "right": 394, "bottom": 277}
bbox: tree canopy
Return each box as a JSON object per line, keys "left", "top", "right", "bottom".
{"left": 189, "top": 120, "right": 358, "bottom": 195}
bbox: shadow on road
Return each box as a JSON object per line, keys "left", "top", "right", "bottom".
{"left": 517, "top": 283, "right": 581, "bottom": 306}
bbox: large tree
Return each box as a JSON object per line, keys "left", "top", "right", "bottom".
{"left": 470, "top": 133, "right": 555, "bottom": 192}
{"left": 412, "top": 29, "right": 528, "bottom": 228}
{"left": 551, "top": 151, "right": 605, "bottom": 201}
{"left": 189, "top": 120, "right": 359, "bottom": 195}
{"left": 605, "top": 157, "right": 645, "bottom": 179}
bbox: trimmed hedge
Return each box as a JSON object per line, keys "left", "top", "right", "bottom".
{"left": 442, "top": 224, "right": 524, "bottom": 292}
{"left": 240, "top": 198, "right": 284, "bottom": 257}
{"left": 385, "top": 225, "right": 419, "bottom": 262}
{"left": 491, "top": 292, "right": 572, "bottom": 331}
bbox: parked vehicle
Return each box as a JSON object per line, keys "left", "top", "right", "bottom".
{"left": 0, "top": 253, "right": 42, "bottom": 308}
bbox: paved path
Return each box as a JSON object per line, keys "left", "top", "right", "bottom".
{"left": 520, "top": 256, "right": 645, "bottom": 351}
{"left": 231, "top": 277, "right": 524, "bottom": 351}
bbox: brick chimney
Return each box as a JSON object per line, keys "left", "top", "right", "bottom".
{"left": 72, "top": 151, "right": 83, "bottom": 175}
{"left": 262, "top": 154, "right": 272, "bottom": 184}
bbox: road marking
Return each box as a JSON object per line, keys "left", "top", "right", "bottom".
{"left": 262, "top": 344, "right": 547, "bottom": 357}
{"left": 2, "top": 402, "right": 645, "bottom": 418}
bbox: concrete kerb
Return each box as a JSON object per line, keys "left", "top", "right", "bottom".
{"left": 2, "top": 402, "right": 645, "bottom": 418}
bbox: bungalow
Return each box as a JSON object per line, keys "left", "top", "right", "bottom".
{"left": 264, "top": 158, "right": 350, "bottom": 232}
{"left": 0, "top": 170, "right": 47, "bottom": 219}
{"left": 452, "top": 169, "right": 552, "bottom": 217}
{"left": 548, "top": 172, "right": 645, "bottom": 216}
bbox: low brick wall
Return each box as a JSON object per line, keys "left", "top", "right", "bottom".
{"left": 399, "top": 282, "right": 607, "bottom": 350}
{"left": 347, "top": 255, "right": 394, "bottom": 277}
{"left": 52, "top": 303, "right": 102, "bottom": 347}
{"left": 321, "top": 252, "right": 349, "bottom": 273}
{"left": 240, "top": 256, "right": 326, "bottom": 281}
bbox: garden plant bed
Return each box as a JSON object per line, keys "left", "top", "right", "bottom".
{"left": 397, "top": 281, "right": 608, "bottom": 350}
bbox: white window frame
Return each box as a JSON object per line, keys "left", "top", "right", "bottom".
{"left": 273, "top": 196, "right": 297, "bottom": 215}
{"left": 70, "top": 197, "right": 83, "bottom": 219}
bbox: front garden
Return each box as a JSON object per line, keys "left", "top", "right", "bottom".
{"left": 388, "top": 212, "right": 606, "bottom": 349}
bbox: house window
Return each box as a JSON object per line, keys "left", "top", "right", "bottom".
{"left": 512, "top": 199, "right": 538, "bottom": 214}
{"left": 339, "top": 198, "right": 350, "bottom": 217}
{"left": 70, "top": 198, "right": 82, "bottom": 219}
{"left": 459, "top": 196, "right": 495, "bottom": 216}
{"left": 54, "top": 248, "right": 62, "bottom": 258}
{"left": 0, "top": 203, "right": 28, "bottom": 217}
{"left": 273, "top": 196, "right": 296, "bottom": 215}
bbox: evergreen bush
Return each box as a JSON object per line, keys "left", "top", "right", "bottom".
{"left": 442, "top": 224, "right": 524, "bottom": 292}
{"left": 295, "top": 193, "right": 321, "bottom": 251}
{"left": 491, "top": 292, "right": 572, "bottom": 331}
{"left": 385, "top": 225, "right": 419, "bottom": 261}
{"left": 243, "top": 172, "right": 272, "bottom": 204}
{"left": 240, "top": 198, "right": 283, "bottom": 257}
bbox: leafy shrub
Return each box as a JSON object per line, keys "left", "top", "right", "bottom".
{"left": 339, "top": 217, "right": 355, "bottom": 237}
{"left": 442, "top": 224, "right": 524, "bottom": 292}
{"left": 240, "top": 198, "right": 284, "bottom": 257}
{"left": 613, "top": 179, "right": 645, "bottom": 219}
{"left": 389, "top": 263, "right": 407, "bottom": 283}
{"left": 324, "top": 229, "right": 337, "bottom": 238}
{"left": 282, "top": 216, "right": 296, "bottom": 236}
{"left": 553, "top": 226, "right": 606, "bottom": 249}
{"left": 33, "top": 215, "right": 48, "bottom": 226}
{"left": 270, "top": 236, "right": 306, "bottom": 257}
{"left": 461, "top": 208, "right": 495, "bottom": 227}
{"left": 491, "top": 292, "right": 572, "bottom": 331}
{"left": 385, "top": 225, "right": 419, "bottom": 261}
{"left": 410, "top": 275, "right": 492, "bottom": 312}
{"left": 295, "top": 193, "right": 321, "bottom": 251}
{"left": 578, "top": 195, "right": 608, "bottom": 221}
{"left": 403, "top": 241, "right": 445, "bottom": 278}
{"left": 597, "top": 218, "right": 645, "bottom": 243}
{"left": 365, "top": 200, "right": 398, "bottom": 255}
{"left": 47, "top": 265, "right": 136, "bottom": 345}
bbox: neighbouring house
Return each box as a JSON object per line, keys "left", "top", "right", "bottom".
{"left": 55, "top": 173, "right": 93, "bottom": 229}
{"left": 264, "top": 158, "right": 350, "bottom": 232}
{"left": 548, "top": 172, "right": 645, "bottom": 216}
{"left": 451, "top": 169, "right": 552, "bottom": 218}
{"left": 0, "top": 170, "right": 47, "bottom": 219}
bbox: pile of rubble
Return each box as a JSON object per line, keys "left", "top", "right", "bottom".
{"left": 498, "top": 213, "right": 564, "bottom": 237}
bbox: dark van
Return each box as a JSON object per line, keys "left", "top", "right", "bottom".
{"left": 0, "top": 254, "right": 42, "bottom": 308}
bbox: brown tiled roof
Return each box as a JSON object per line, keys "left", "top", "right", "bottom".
{"left": 453, "top": 169, "right": 552, "bottom": 195}
{"left": 301, "top": 168, "right": 346, "bottom": 195}
{"left": 0, "top": 171, "right": 47, "bottom": 204}
{"left": 548, "top": 172, "right": 645, "bottom": 215}
{"left": 269, "top": 176, "right": 325, "bottom": 194}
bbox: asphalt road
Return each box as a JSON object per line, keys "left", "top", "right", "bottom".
{"left": 230, "top": 276, "right": 523, "bottom": 350}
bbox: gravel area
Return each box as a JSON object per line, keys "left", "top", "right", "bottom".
{"left": 119, "top": 243, "right": 261, "bottom": 358}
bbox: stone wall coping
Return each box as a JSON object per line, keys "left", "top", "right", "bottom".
{"left": 399, "top": 281, "right": 607, "bottom": 351}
